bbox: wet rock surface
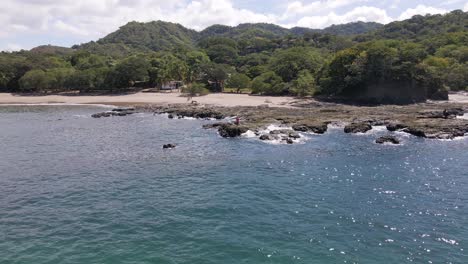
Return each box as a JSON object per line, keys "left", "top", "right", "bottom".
{"left": 376, "top": 135, "right": 400, "bottom": 144}
{"left": 134, "top": 101, "right": 468, "bottom": 142}
{"left": 163, "top": 144, "right": 176, "bottom": 149}
{"left": 344, "top": 122, "right": 373, "bottom": 133}
{"left": 92, "top": 108, "right": 136, "bottom": 118}
{"left": 292, "top": 122, "right": 328, "bottom": 134}
{"left": 218, "top": 124, "right": 249, "bottom": 138}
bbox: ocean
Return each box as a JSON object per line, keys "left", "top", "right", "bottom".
{"left": 0, "top": 105, "right": 467, "bottom": 264}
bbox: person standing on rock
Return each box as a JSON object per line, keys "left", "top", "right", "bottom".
{"left": 235, "top": 116, "right": 240, "bottom": 125}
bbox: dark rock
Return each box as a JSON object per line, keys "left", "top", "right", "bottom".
{"left": 386, "top": 123, "right": 407, "bottom": 131}
{"left": 292, "top": 123, "right": 328, "bottom": 134}
{"left": 168, "top": 114, "right": 174, "bottom": 119}
{"left": 288, "top": 131, "right": 301, "bottom": 139}
{"left": 92, "top": 108, "right": 136, "bottom": 118}
{"left": 444, "top": 108, "right": 465, "bottom": 117}
{"left": 344, "top": 122, "right": 372, "bottom": 133}
{"left": 218, "top": 124, "right": 249, "bottom": 138}
{"left": 112, "top": 107, "right": 135, "bottom": 112}
{"left": 163, "top": 144, "right": 176, "bottom": 149}
{"left": 403, "top": 127, "right": 426, "bottom": 137}
{"left": 284, "top": 138, "right": 294, "bottom": 144}
{"left": 173, "top": 108, "right": 224, "bottom": 120}
{"left": 259, "top": 134, "right": 272, "bottom": 140}
{"left": 376, "top": 135, "right": 400, "bottom": 144}
{"left": 92, "top": 112, "right": 112, "bottom": 118}
{"left": 270, "top": 129, "right": 291, "bottom": 135}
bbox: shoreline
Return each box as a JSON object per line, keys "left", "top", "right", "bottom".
{"left": 2, "top": 92, "right": 467, "bottom": 143}
{"left": 1, "top": 92, "right": 467, "bottom": 107}
{"left": 0, "top": 92, "right": 297, "bottom": 108}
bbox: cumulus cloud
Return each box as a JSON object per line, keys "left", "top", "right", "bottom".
{"left": 283, "top": 0, "right": 368, "bottom": 18}
{"left": 397, "top": 5, "right": 447, "bottom": 20}
{"left": 290, "top": 6, "right": 392, "bottom": 29}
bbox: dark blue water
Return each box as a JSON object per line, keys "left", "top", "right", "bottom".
{"left": 0, "top": 105, "right": 467, "bottom": 264}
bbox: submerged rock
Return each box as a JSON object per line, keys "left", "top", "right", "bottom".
{"left": 344, "top": 122, "right": 372, "bottom": 133}
{"left": 218, "top": 124, "right": 249, "bottom": 138}
{"left": 91, "top": 112, "right": 112, "bottom": 118}
{"left": 163, "top": 144, "right": 176, "bottom": 149}
{"left": 376, "top": 135, "right": 400, "bottom": 144}
{"left": 202, "top": 122, "right": 226, "bottom": 129}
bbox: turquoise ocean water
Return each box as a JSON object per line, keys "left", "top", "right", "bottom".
{"left": 0, "top": 105, "right": 467, "bottom": 264}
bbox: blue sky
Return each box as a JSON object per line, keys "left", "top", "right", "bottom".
{"left": 1, "top": 0, "right": 467, "bottom": 51}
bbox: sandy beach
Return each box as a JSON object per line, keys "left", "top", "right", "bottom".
{"left": 0, "top": 92, "right": 297, "bottom": 107}
{"left": 0, "top": 92, "right": 467, "bottom": 107}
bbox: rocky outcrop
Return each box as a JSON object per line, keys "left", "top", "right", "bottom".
{"left": 292, "top": 122, "right": 328, "bottom": 134}
{"left": 218, "top": 124, "right": 249, "bottom": 138}
{"left": 163, "top": 144, "right": 176, "bottom": 149}
{"left": 344, "top": 122, "right": 372, "bottom": 133}
{"left": 403, "top": 127, "right": 426, "bottom": 137}
{"left": 92, "top": 108, "right": 136, "bottom": 118}
{"left": 137, "top": 100, "right": 468, "bottom": 144}
{"left": 376, "top": 135, "right": 400, "bottom": 144}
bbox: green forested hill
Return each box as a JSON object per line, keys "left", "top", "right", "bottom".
{"left": 94, "top": 21, "right": 198, "bottom": 51}
{"left": 370, "top": 10, "right": 468, "bottom": 41}
{"left": 1, "top": 10, "right": 466, "bottom": 103}
{"left": 323, "top": 21, "right": 383, "bottom": 35}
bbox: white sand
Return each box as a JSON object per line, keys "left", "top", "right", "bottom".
{"left": 1, "top": 92, "right": 466, "bottom": 107}
{"left": 0, "top": 92, "right": 296, "bottom": 107}
{"left": 449, "top": 92, "right": 468, "bottom": 103}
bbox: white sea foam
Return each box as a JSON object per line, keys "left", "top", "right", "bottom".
{"left": 242, "top": 130, "right": 257, "bottom": 138}
{"left": 242, "top": 124, "right": 311, "bottom": 145}
{"left": 456, "top": 113, "right": 468, "bottom": 120}
{"left": 327, "top": 122, "right": 345, "bottom": 130}
{"left": 437, "top": 238, "right": 458, "bottom": 245}
{"left": 370, "top": 125, "right": 388, "bottom": 132}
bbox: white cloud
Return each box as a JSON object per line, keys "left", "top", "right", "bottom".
{"left": 283, "top": 0, "right": 368, "bottom": 19}
{"left": 464, "top": 2, "right": 468, "bottom": 11}
{"left": 290, "top": 6, "right": 392, "bottom": 29}
{"left": 397, "top": 5, "right": 447, "bottom": 20}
